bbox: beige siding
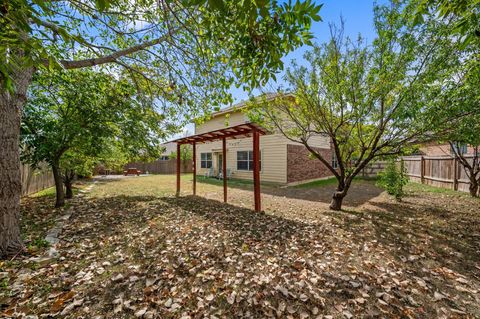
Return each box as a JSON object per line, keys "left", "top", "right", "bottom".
{"left": 196, "top": 111, "right": 247, "bottom": 134}
{"left": 286, "top": 134, "right": 330, "bottom": 149}
{"left": 196, "top": 133, "right": 287, "bottom": 184}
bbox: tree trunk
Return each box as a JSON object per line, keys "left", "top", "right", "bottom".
{"left": 329, "top": 179, "right": 351, "bottom": 211}
{"left": 52, "top": 161, "right": 65, "bottom": 208}
{"left": 65, "top": 180, "right": 73, "bottom": 199}
{"left": 330, "top": 192, "right": 346, "bottom": 210}
{"left": 469, "top": 179, "right": 479, "bottom": 197}
{"left": 64, "top": 169, "right": 74, "bottom": 199}
{"left": 0, "top": 66, "right": 34, "bottom": 257}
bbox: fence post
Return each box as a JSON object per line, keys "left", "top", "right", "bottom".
{"left": 420, "top": 156, "right": 425, "bottom": 184}
{"left": 453, "top": 157, "right": 458, "bottom": 191}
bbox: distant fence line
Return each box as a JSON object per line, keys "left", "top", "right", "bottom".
{"left": 361, "top": 161, "right": 386, "bottom": 178}
{"left": 121, "top": 159, "right": 193, "bottom": 175}
{"left": 21, "top": 163, "right": 54, "bottom": 196}
{"left": 402, "top": 155, "right": 477, "bottom": 195}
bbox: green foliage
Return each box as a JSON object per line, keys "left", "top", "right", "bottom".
{"left": 169, "top": 145, "right": 193, "bottom": 161}
{"left": 377, "top": 159, "right": 409, "bottom": 201}
{"left": 28, "top": 238, "right": 50, "bottom": 250}
{"left": 411, "top": 0, "right": 479, "bottom": 47}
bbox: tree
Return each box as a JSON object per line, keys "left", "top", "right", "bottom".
{"left": 254, "top": 2, "right": 458, "bottom": 210}
{"left": 21, "top": 69, "right": 167, "bottom": 207}
{"left": 376, "top": 159, "right": 409, "bottom": 201}
{"left": 60, "top": 149, "right": 97, "bottom": 199}
{"left": 446, "top": 68, "right": 480, "bottom": 197}
{"left": 428, "top": 57, "right": 480, "bottom": 197}
{"left": 1, "top": 0, "right": 321, "bottom": 257}
{"left": 170, "top": 145, "right": 193, "bottom": 161}
{"left": 415, "top": 0, "right": 480, "bottom": 197}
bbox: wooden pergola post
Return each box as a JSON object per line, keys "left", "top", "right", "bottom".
{"left": 222, "top": 137, "right": 227, "bottom": 202}
{"left": 193, "top": 141, "right": 197, "bottom": 195}
{"left": 176, "top": 143, "right": 181, "bottom": 197}
{"left": 253, "top": 128, "right": 261, "bottom": 212}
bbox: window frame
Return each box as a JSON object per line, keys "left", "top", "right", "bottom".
{"left": 200, "top": 152, "right": 213, "bottom": 168}
{"left": 237, "top": 150, "right": 261, "bottom": 171}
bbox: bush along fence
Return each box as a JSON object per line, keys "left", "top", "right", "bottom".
{"left": 402, "top": 155, "right": 478, "bottom": 195}
{"left": 21, "top": 163, "right": 55, "bottom": 196}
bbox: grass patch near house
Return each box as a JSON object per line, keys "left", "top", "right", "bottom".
{"left": 406, "top": 181, "right": 477, "bottom": 197}
{"left": 292, "top": 176, "right": 379, "bottom": 189}
{"left": 30, "top": 185, "right": 83, "bottom": 199}
{"left": 197, "top": 175, "right": 281, "bottom": 189}
{"left": 292, "top": 176, "right": 338, "bottom": 188}
{"left": 30, "top": 186, "right": 56, "bottom": 198}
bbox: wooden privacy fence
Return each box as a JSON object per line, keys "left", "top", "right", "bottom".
{"left": 123, "top": 159, "right": 192, "bottom": 175}
{"left": 361, "top": 161, "right": 386, "bottom": 178}
{"left": 402, "top": 155, "right": 477, "bottom": 194}
{"left": 20, "top": 163, "right": 54, "bottom": 196}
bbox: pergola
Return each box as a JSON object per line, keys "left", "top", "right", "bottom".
{"left": 170, "top": 123, "right": 267, "bottom": 212}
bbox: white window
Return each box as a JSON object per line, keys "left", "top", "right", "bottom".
{"left": 201, "top": 153, "right": 212, "bottom": 168}
{"left": 159, "top": 156, "right": 170, "bottom": 161}
{"left": 237, "top": 151, "right": 261, "bottom": 171}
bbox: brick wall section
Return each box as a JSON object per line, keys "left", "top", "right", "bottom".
{"left": 287, "top": 144, "right": 333, "bottom": 183}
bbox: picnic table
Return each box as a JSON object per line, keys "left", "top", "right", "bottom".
{"left": 124, "top": 168, "right": 141, "bottom": 176}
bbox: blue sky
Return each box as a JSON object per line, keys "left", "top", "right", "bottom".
{"left": 178, "top": 0, "right": 382, "bottom": 137}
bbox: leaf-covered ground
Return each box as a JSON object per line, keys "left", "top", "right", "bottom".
{"left": 1, "top": 175, "right": 479, "bottom": 318}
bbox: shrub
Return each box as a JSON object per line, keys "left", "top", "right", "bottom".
{"left": 377, "top": 159, "right": 409, "bottom": 201}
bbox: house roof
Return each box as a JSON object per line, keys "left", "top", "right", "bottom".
{"left": 209, "top": 92, "right": 287, "bottom": 118}
{"left": 169, "top": 123, "right": 268, "bottom": 145}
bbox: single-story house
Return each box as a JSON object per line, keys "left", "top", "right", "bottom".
{"left": 193, "top": 94, "right": 336, "bottom": 185}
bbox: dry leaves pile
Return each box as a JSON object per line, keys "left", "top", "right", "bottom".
{"left": 1, "top": 178, "right": 479, "bottom": 318}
